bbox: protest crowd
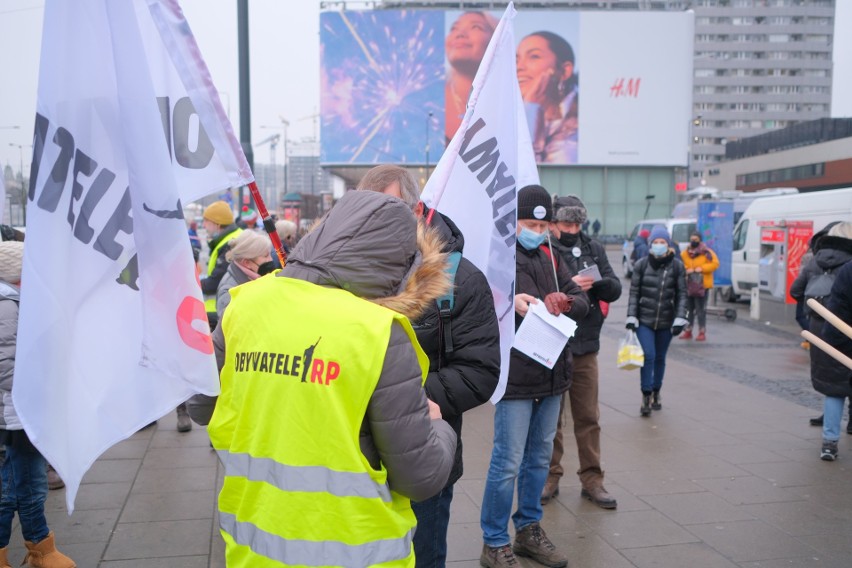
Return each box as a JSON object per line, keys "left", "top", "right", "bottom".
{"left": 3, "top": 3, "right": 852, "bottom": 568}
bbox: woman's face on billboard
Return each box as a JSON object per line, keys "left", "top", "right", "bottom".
{"left": 516, "top": 34, "right": 571, "bottom": 104}
{"left": 446, "top": 13, "right": 493, "bottom": 69}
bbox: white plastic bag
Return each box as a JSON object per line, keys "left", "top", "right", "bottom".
{"left": 617, "top": 330, "right": 644, "bottom": 370}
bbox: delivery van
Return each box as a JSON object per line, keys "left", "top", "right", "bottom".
{"left": 727, "top": 187, "right": 852, "bottom": 301}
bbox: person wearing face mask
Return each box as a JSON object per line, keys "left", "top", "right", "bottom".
{"left": 540, "top": 195, "right": 622, "bottom": 510}
{"left": 480, "top": 185, "right": 588, "bottom": 568}
{"left": 626, "top": 226, "right": 688, "bottom": 417}
{"left": 215, "top": 231, "right": 275, "bottom": 323}
{"left": 679, "top": 231, "right": 720, "bottom": 341}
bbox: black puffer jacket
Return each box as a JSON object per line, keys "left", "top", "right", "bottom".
{"left": 411, "top": 212, "right": 500, "bottom": 487}
{"left": 628, "top": 252, "right": 687, "bottom": 330}
{"left": 552, "top": 233, "right": 622, "bottom": 355}
{"left": 810, "top": 260, "right": 852, "bottom": 398}
{"left": 504, "top": 243, "right": 589, "bottom": 400}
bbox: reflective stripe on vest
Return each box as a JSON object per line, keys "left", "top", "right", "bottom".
{"left": 204, "top": 228, "right": 242, "bottom": 312}
{"left": 217, "top": 450, "right": 392, "bottom": 502}
{"left": 220, "top": 512, "right": 414, "bottom": 567}
{"left": 210, "top": 276, "right": 426, "bottom": 567}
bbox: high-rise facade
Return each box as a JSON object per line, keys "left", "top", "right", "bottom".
{"left": 691, "top": 0, "right": 835, "bottom": 185}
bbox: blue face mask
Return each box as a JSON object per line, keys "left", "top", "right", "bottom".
{"left": 518, "top": 227, "right": 547, "bottom": 250}
{"left": 650, "top": 243, "right": 669, "bottom": 257}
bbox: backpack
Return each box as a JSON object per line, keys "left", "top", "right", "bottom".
{"left": 436, "top": 251, "right": 463, "bottom": 356}
{"left": 804, "top": 267, "right": 836, "bottom": 313}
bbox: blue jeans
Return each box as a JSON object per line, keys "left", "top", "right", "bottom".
{"left": 481, "top": 396, "right": 561, "bottom": 547}
{"left": 0, "top": 431, "right": 50, "bottom": 547}
{"left": 411, "top": 484, "right": 453, "bottom": 568}
{"left": 636, "top": 325, "right": 673, "bottom": 393}
{"left": 823, "top": 396, "right": 845, "bottom": 442}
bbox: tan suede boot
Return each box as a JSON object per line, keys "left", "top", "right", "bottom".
{"left": 0, "top": 546, "right": 11, "bottom": 568}
{"left": 23, "top": 532, "right": 75, "bottom": 568}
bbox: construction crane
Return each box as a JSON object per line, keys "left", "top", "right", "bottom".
{"left": 253, "top": 134, "right": 281, "bottom": 211}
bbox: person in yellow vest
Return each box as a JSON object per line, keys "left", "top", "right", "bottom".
{"left": 679, "top": 231, "right": 720, "bottom": 341}
{"left": 200, "top": 201, "right": 242, "bottom": 330}
{"left": 191, "top": 190, "right": 458, "bottom": 567}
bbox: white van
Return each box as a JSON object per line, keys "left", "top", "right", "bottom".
{"left": 728, "top": 187, "right": 852, "bottom": 300}
{"left": 622, "top": 218, "right": 697, "bottom": 277}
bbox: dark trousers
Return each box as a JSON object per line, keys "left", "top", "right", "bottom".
{"left": 411, "top": 484, "right": 454, "bottom": 568}
{"left": 686, "top": 295, "right": 707, "bottom": 331}
{"left": 548, "top": 353, "right": 604, "bottom": 490}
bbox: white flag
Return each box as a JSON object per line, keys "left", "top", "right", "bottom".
{"left": 14, "top": 0, "right": 252, "bottom": 512}
{"left": 421, "top": 2, "right": 539, "bottom": 403}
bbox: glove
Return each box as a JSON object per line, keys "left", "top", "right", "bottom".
{"left": 625, "top": 316, "right": 639, "bottom": 331}
{"left": 671, "top": 317, "right": 689, "bottom": 336}
{"left": 543, "top": 292, "right": 572, "bottom": 316}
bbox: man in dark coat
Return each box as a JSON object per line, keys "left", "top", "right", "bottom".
{"left": 480, "top": 185, "right": 588, "bottom": 568}
{"left": 357, "top": 165, "right": 500, "bottom": 568}
{"left": 542, "top": 195, "right": 622, "bottom": 510}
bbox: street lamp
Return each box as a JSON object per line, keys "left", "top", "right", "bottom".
{"left": 688, "top": 114, "right": 702, "bottom": 189}
{"left": 9, "top": 143, "right": 32, "bottom": 225}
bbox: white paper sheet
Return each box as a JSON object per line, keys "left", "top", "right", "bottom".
{"left": 512, "top": 300, "right": 578, "bottom": 369}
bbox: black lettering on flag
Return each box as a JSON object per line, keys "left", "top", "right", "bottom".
{"left": 67, "top": 150, "right": 97, "bottom": 229}
{"left": 94, "top": 187, "right": 133, "bottom": 261}
{"left": 37, "top": 126, "right": 75, "bottom": 213}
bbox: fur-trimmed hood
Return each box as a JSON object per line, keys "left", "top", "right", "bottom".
{"left": 280, "top": 190, "right": 450, "bottom": 321}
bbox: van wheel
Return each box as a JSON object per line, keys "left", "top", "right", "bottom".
{"left": 720, "top": 286, "right": 739, "bottom": 303}
{"left": 622, "top": 257, "right": 632, "bottom": 279}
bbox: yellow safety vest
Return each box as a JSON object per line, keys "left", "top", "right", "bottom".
{"left": 204, "top": 227, "right": 243, "bottom": 313}
{"left": 209, "top": 275, "right": 427, "bottom": 568}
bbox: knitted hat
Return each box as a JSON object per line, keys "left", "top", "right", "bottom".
{"left": 0, "top": 241, "right": 25, "bottom": 283}
{"left": 648, "top": 225, "right": 670, "bottom": 243}
{"left": 827, "top": 221, "right": 852, "bottom": 240}
{"left": 241, "top": 207, "right": 258, "bottom": 224}
{"left": 553, "top": 194, "right": 588, "bottom": 224}
{"left": 638, "top": 229, "right": 650, "bottom": 239}
{"left": 517, "top": 185, "right": 552, "bottom": 221}
{"left": 203, "top": 201, "right": 234, "bottom": 226}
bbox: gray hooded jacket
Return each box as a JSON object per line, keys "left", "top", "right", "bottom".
{"left": 190, "top": 191, "right": 457, "bottom": 502}
{"left": 0, "top": 280, "right": 22, "bottom": 431}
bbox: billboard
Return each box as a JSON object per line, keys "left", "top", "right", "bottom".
{"left": 320, "top": 9, "right": 694, "bottom": 167}
{"left": 697, "top": 201, "right": 734, "bottom": 287}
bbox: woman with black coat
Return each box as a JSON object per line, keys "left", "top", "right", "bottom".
{"left": 802, "top": 223, "right": 852, "bottom": 461}
{"left": 626, "top": 225, "right": 688, "bottom": 417}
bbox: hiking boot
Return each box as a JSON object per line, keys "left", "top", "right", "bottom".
{"left": 820, "top": 440, "right": 838, "bottom": 462}
{"left": 581, "top": 486, "right": 617, "bottom": 510}
{"left": 480, "top": 544, "right": 519, "bottom": 568}
{"left": 513, "top": 523, "right": 567, "bottom": 568}
{"left": 176, "top": 403, "right": 192, "bottom": 433}
{"left": 680, "top": 329, "right": 693, "bottom": 340}
{"left": 695, "top": 330, "right": 706, "bottom": 342}
{"left": 651, "top": 390, "right": 662, "bottom": 411}
{"left": 640, "top": 394, "right": 652, "bottom": 417}
{"left": 540, "top": 477, "right": 560, "bottom": 505}
{"left": 810, "top": 414, "right": 824, "bottom": 426}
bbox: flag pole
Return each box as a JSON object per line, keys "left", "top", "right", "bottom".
{"left": 246, "top": 181, "right": 287, "bottom": 267}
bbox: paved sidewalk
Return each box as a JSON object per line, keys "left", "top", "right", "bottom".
{"left": 18, "top": 305, "right": 852, "bottom": 567}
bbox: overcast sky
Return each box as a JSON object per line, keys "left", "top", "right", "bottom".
{"left": 1, "top": 0, "right": 850, "bottom": 172}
